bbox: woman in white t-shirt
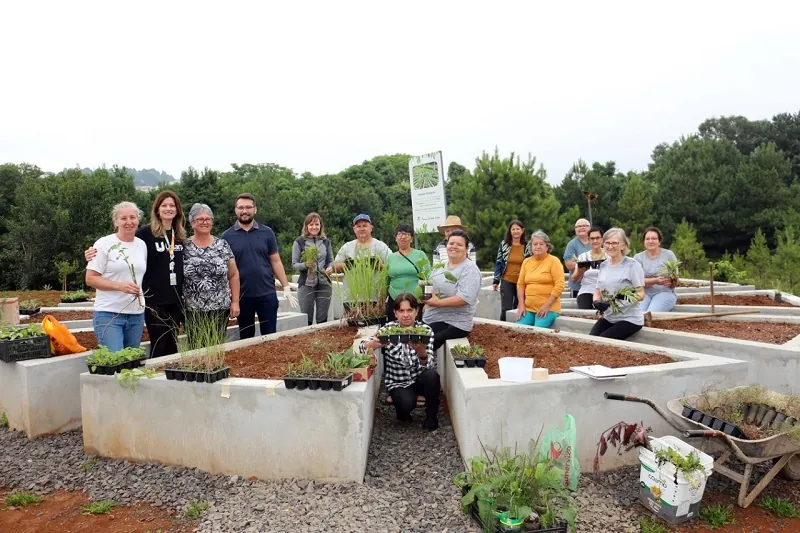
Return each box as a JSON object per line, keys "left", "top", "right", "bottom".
{"left": 85, "top": 202, "right": 148, "bottom": 351}
{"left": 571, "top": 226, "right": 606, "bottom": 309}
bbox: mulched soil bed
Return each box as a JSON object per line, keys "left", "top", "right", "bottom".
{"left": 225, "top": 326, "right": 360, "bottom": 379}
{"left": 0, "top": 290, "right": 96, "bottom": 307}
{"left": 26, "top": 311, "right": 94, "bottom": 322}
{"left": 70, "top": 330, "right": 150, "bottom": 351}
{"left": 678, "top": 294, "right": 794, "bottom": 307}
{"left": 468, "top": 323, "right": 675, "bottom": 377}
{"left": 651, "top": 319, "right": 800, "bottom": 344}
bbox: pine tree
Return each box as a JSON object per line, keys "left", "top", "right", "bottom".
{"left": 773, "top": 226, "right": 800, "bottom": 294}
{"left": 669, "top": 219, "right": 708, "bottom": 278}
{"left": 745, "top": 228, "right": 772, "bottom": 288}
{"left": 611, "top": 173, "right": 655, "bottom": 236}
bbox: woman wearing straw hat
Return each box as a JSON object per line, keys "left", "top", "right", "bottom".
{"left": 432, "top": 215, "right": 477, "bottom": 264}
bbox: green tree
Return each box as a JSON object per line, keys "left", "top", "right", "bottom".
{"left": 449, "top": 149, "right": 564, "bottom": 267}
{"left": 554, "top": 159, "right": 624, "bottom": 229}
{"left": 773, "top": 226, "right": 800, "bottom": 294}
{"left": 669, "top": 219, "right": 708, "bottom": 278}
{"left": 610, "top": 172, "right": 655, "bottom": 234}
{"left": 745, "top": 228, "right": 772, "bottom": 288}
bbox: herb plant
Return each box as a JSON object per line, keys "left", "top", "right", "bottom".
{"left": 175, "top": 311, "right": 228, "bottom": 372}
{"left": 0, "top": 324, "right": 45, "bottom": 341}
{"left": 18, "top": 299, "right": 42, "bottom": 311}
{"left": 654, "top": 447, "right": 705, "bottom": 488}
{"left": 450, "top": 344, "right": 486, "bottom": 359}
{"left": 335, "top": 252, "right": 388, "bottom": 324}
{"left": 86, "top": 346, "right": 145, "bottom": 371}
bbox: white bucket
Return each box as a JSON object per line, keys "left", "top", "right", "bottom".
{"left": 498, "top": 357, "right": 534, "bottom": 382}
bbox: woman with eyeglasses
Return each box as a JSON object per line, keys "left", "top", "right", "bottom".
{"left": 182, "top": 203, "right": 240, "bottom": 341}
{"left": 571, "top": 226, "right": 606, "bottom": 309}
{"left": 634, "top": 226, "right": 678, "bottom": 312}
{"left": 590, "top": 227, "right": 645, "bottom": 340}
{"left": 385, "top": 223, "right": 430, "bottom": 322}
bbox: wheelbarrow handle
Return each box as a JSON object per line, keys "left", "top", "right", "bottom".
{"left": 604, "top": 393, "right": 649, "bottom": 403}
{"left": 684, "top": 430, "right": 772, "bottom": 464}
{"left": 685, "top": 430, "right": 720, "bottom": 438}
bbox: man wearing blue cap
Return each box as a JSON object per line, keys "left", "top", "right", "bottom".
{"left": 333, "top": 214, "right": 391, "bottom": 306}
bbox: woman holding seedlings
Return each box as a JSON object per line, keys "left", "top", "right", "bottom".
{"left": 515, "top": 230, "right": 565, "bottom": 328}
{"left": 422, "top": 229, "right": 482, "bottom": 351}
{"left": 182, "top": 204, "right": 240, "bottom": 343}
{"left": 385, "top": 223, "right": 430, "bottom": 322}
{"left": 492, "top": 219, "right": 531, "bottom": 321}
{"left": 634, "top": 226, "right": 678, "bottom": 312}
{"left": 591, "top": 227, "right": 645, "bottom": 339}
{"left": 85, "top": 190, "right": 186, "bottom": 359}
{"left": 291, "top": 212, "right": 334, "bottom": 326}
{"left": 571, "top": 226, "right": 607, "bottom": 309}
{"left": 359, "top": 293, "right": 439, "bottom": 430}
{"left": 85, "top": 201, "right": 148, "bottom": 352}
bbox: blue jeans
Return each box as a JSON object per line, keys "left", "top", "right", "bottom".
{"left": 641, "top": 292, "right": 677, "bottom": 312}
{"left": 516, "top": 310, "right": 559, "bottom": 328}
{"left": 238, "top": 293, "right": 279, "bottom": 339}
{"left": 93, "top": 311, "right": 145, "bottom": 352}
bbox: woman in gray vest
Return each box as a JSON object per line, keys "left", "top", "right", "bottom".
{"left": 291, "top": 212, "right": 334, "bottom": 325}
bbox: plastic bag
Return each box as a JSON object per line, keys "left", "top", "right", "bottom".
{"left": 41, "top": 315, "right": 87, "bottom": 355}
{"left": 539, "top": 413, "right": 580, "bottom": 490}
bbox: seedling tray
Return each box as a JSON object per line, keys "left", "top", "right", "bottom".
{"left": 453, "top": 357, "right": 486, "bottom": 368}
{"left": 164, "top": 366, "right": 230, "bottom": 383}
{"left": 461, "top": 487, "right": 567, "bottom": 532}
{"left": 681, "top": 405, "right": 745, "bottom": 438}
{"left": 0, "top": 334, "right": 52, "bottom": 363}
{"left": 19, "top": 307, "right": 41, "bottom": 316}
{"left": 380, "top": 334, "right": 432, "bottom": 345}
{"left": 283, "top": 373, "right": 353, "bottom": 392}
{"left": 60, "top": 297, "right": 88, "bottom": 303}
{"left": 87, "top": 358, "right": 145, "bottom": 375}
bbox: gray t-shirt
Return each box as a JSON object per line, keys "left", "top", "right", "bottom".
{"left": 634, "top": 249, "right": 678, "bottom": 296}
{"left": 595, "top": 256, "right": 645, "bottom": 325}
{"left": 576, "top": 251, "right": 606, "bottom": 296}
{"left": 335, "top": 238, "right": 391, "bottom": 301}
{"left": 563, "top": 237, "right": 592, "bottom": 292}
{"left": 422, "top": 259, "right": 482, "bottom": 332}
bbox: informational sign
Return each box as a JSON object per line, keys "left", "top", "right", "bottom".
{"left": 409, "top": 151, "right": 447, "bottom": 233}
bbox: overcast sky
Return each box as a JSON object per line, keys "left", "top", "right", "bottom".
{"left": 2, "top": 1, "right": 799, "bottom": 184}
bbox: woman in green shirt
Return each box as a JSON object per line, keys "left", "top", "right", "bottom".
{"left": 385, "top": 223, "right": 431, "bottom": 322}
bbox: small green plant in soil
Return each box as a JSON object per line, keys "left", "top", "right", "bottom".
{"left": 18, "top": 299, "right": 42, "bottom": 311}
{"left": 0, "top": 323, "right": 45, "bottom": 341}
{"left": 4, "top": 491, "right": 41, "bottom": 508}
{"left": 184, "top": 499, "right": 212, "bottom": 519}
{"left": 760, "top": 494, "right": 800, "bottom": 518}
{"left": 82, "top": 499, "right": 117, "bottom": 514}
{"left": 115, "top": 367, "right": 156, "bottom": 391}
{"left": 600, "top": 286, "right": 640, "bottom": 314}
{"left": 0, "top": 411, "right": 7, "bottom": 427}
{"left": 658, "top": 258, "right": 682, "bottom": 287}
{"left": 81, "top": 457, "right": 98, "bottom": 472}
{"left": 60, "top": 290, "right": 89, "bottom": 303}
{"left": 86, "top": 346, "right": 145, "bottom": 372}
{"left": 639, "top": 516, "right": 669, "bottom": 533}
{"left": 655, "top": 447, "right": 705, "bottom": 488}
{"left": 699, "top": 504, "right": 735, "bottom": 529}
{"left": 450, "top": 344, "right": 485, "bottom": 359}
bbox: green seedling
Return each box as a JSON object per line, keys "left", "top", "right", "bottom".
{"left": 4, "top": 491, "right": 41, "bottom": 508}
{"left": 184, "top": 499, "right": 212, "bottom": 519}
{"left": 86, "top": 346, "right": 145, "bottom": 372}
{"left": 0, "top": 324, "right": 45, "bottom": 341}
{"left": 760, "top": 494, "right": 799, "bottom": 518}
{"left": 82, "top": 500, "right": 117, "bottom": 514}
{"left": 115, "top": 368, "right": 156, "bottom": 391}
{"left": 699, "top": 504, "right": 735, "bottom": 529}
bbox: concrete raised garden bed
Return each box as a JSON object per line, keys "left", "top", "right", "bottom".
{"left": 445, "top": 319, "right": 746, "bottom": 472}
{"left": 0, "top": 312, "right": 308, "bottom": 439}
{"left": 81, "top": 323, "right": 381, "bottom": 483}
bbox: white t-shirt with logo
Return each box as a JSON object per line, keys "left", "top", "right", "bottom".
{"left": 87, "top": 234, "right": 148, "bottom": 314}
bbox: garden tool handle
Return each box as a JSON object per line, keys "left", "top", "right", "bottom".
{"left": 684, "top": 430, "right": 769, "bottom": 464}
{"left": 604, "top": 393, "right": 649, "bottom": 403}
{"left": 685, "top": 430, "right": 720, "bottom": 438}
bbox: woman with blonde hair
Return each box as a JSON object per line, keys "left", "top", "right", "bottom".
{"left": 85, "top": 190, "right": 187, "bottom": 358}
{"left": 291, "top": 212, "right": 334, "bottom": 325}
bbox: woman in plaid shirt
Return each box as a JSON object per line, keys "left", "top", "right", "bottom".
{"left": 359, "top": 293, "right": 439, "bottom": 430}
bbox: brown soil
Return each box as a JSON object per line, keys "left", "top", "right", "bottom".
{"left": 468, "top": 324, "right": 675, "bottom": 377}
{"left": 678, "top": 294, "right": 794, "bottom": 307}
{"left": 0, "top": 291, "right": 95, "bottom": 307}
{"left": 27, "top": 311, "right": 94, "bottom": 322}
{"left": 0, "top": 490, "right": 189, "bottom": 532}
{"left": 225, "top": 327, "right": 360, "bottom": 379}
{"left": 651, "top": 320, "right": 800, "bottom": 344}
{"left": 70, "top": 331, "right": 150, "bottom": 352}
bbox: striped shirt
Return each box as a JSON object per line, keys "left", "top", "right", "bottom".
{"left": 358, "top": 321, "right": 435, "bottom": 391}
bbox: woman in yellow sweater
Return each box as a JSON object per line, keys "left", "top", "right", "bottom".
{"left": 515, "top": 230, "right": 565, "bottom": 328}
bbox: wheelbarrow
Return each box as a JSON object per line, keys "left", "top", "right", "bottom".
{"left": 604, "top": 389, "right": 800, "bottom": 508}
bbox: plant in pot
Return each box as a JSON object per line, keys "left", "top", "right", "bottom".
{"left": 166, "top": 311, "right": 230, "bottom": 384}
{"left": 18, "top": 299, "right": 42, "bottom": 316}
{"left": 453, "top": 437, "right": 578, "bottom": 532}
{"left": 658, "top": 258, "right": 682, "bottom": 288}
{"left": 451, "top": 344, "right": 487, "bottom": 368}
{"left": 0, "top": 324, "right": 52, "bottom": 363}
{"left": 86, "top": 346, "right": 146, "bottom": 375}
{"left": 654, "top": 446, "right": 705, "bottom": 488}
{"left": 337, "top": 252, "right": 388, "bottom": 327}
{"left": 415, "top": 260, "right": 457, "bottom": 301}
{"left": 328, "top": 348, "right": 373, "bottom": 382}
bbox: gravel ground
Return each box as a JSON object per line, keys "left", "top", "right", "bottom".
{"left": 0, "top": 393, "right": 651, "bottom": 532}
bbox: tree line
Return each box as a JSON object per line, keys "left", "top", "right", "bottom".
{"left": 1, "top": 111, "right": 799, "bottom": 293}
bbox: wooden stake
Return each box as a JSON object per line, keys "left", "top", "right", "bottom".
{"left": 709, "top": 261, "right": 715, "bottom": 314}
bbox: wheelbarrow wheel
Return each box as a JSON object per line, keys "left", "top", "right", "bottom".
{"left": 777, "top": 453, "right": 800, "bottom": 480}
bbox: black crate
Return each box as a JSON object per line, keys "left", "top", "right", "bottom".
{"left": 0, "top": 334, "right": 52, "bottom": 363}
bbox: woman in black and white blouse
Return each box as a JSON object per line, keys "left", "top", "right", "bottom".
{"left": 358, "top": 293, "right": 439, "bottom": 430}
{"left": 183, "top": 203, "right": 241, "bottom": 343}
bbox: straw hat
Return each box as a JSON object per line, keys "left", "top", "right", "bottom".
{"left": 437, "top": 215, "right": 467, "bottom": 234}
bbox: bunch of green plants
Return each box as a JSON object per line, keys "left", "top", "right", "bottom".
{"left": 300, "top": 245, "right": 319, "bottom": 271}
{"left": 326, "top": 348, "right": 370, "bottom": 370}
{"left": 82, "top": 500, "right": 117, "bottom": 515}
{"left": 600, "top": 286, "right": 640, "bottom": 314}
{"left": 453, "top": 437, "right": 578, "bottom": 532}
{"left": 18, "top": 299, "right": 41, "bottom": 311}
{"left": 654, "top": 446, "right": 705, "bottom": 488}
{"left": 451, "top": 344, "right": 486, "bottom": 359}
{"left": 760, "top": 494, "right": 799, "bottom": 518}
{"left": 4, "top": 491, "right": 41, "bottom": 508}
{"left": 415, "top": 259, "right": 457, "bottom": 298}
{"left": 86, "top": 346, "right": 145, "bottom": 371}
{"left": 60, "top": 290, "right": 89, "bottom": 302}
{"left": 286, "top": 352, "right": 356, "bottom": 379}
{"left": 699, "top": 504, "right": 735, "bottom": 528}
{"left": 176, "top": 311, "right": 228, "bottom": 372}
{"left": 658, "top": 258, "right": 682, "bottom": 286}
{"left": 336, "top": 252, "right": 388, "bottom": 322}
{"left": 380, "top": 325, "right": 430, "bottom": 335}
{"left": 0, "top": 323, "right": 45, "bottom": 341}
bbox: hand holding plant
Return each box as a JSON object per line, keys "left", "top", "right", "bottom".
{"left": 108, "top": 243, "right": 144, "bottom": 308}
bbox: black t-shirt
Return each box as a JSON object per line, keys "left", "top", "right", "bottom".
{"left": 136, "top": 225, "right": 184, "bottom": 306}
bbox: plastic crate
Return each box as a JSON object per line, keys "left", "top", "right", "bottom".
{"left": 0, "top": 334, "right": 52, "bottom": 363}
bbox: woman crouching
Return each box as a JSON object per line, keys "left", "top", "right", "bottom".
{"left": 358, "top": 293, "right": 440, "bottom": 431}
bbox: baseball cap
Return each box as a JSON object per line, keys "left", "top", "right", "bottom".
{"left": 353, "top": 214, "right": 372, "bottom": 224}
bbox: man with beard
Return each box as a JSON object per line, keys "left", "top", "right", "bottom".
{"left": 222, "top": 193, "right": 296, "bottom": 339}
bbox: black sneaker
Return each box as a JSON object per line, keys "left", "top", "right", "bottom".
{"left": 397, "top": 412, "right": 412, "bottom": 422}
{"left": 423, "top": 417, "right": 439, "bottom": 431}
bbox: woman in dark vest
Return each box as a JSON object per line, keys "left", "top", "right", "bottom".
{"left": 291, "top": 212, "right": 334, "bottom": 326}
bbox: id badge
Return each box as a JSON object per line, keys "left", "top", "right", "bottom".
{"left": 170, "top": 273, "right": 177, "bottom": 286}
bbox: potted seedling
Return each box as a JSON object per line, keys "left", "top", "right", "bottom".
{"left": 416, "top": 260, "right": 457, "bottom": 301}
{"left": 18, "top": 299, "right": 42, "bottom": 316}
{"left": 86, "top": 346, "right": 146, "bottom": 375}
{"left": 282, "top": 353, "right": 354, "bottom": 392}
{"left": 337, "top": 253, "right": 387, "bottom": 327}
{"left": 450, "top": 344, "right": 487, "bottom": 368}
{"left": 165, "top": 312, "right": 230, "bottom": 384}
{"left": 328, "top": 348, "right": 373, "bottom": 382}
{"left": 659, "top": 259, "right": 682, "bottom": 288}
{"left": 0, "top": 324, "right": 52, "bottom": 363}
{"left": 60, "top": 290, "right": 90, "bottom": 303}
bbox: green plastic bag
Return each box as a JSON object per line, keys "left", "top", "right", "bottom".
{"left": 539, "top": 414, "right": 580, "bottom": 491}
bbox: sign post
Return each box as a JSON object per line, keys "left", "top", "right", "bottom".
{"left": 409, "top": 151, "right": 447, "bottom": 237}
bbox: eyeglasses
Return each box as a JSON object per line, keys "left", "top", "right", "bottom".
{"left": 236, "top": 206, "right": 255, "bottom": 211}
{"left": 575, "top": 224, "right": 590, "bottom": 228}
{"left": 604, "top": 241, "right": 621, "bottom": 247}
{"left": 194, "top": 218, "right": 213, "bottom": 224}
{"left": 396, "top": 232, "right": 412, "bottom": 238}
{"left": 589, "top": 236, "right": 602, "bottom": 241}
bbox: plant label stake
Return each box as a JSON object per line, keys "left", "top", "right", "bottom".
{"left": 709, "top": 262, "right": 715, "bottom": 314}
